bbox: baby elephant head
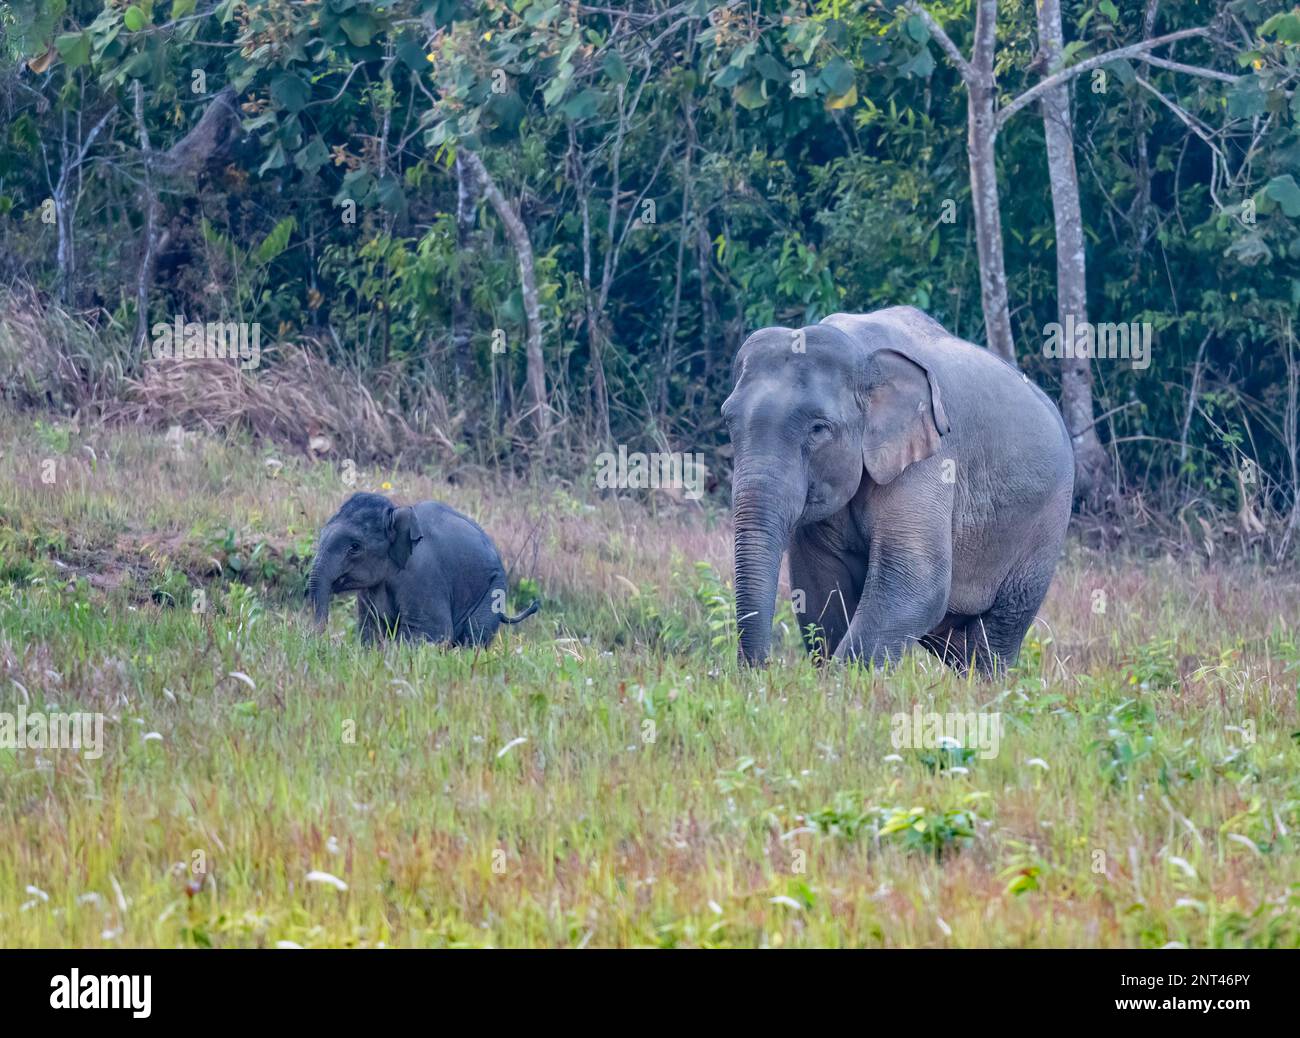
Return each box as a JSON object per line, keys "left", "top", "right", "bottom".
{"left": 306, "top": 493, "right": 423, "bottom": 627}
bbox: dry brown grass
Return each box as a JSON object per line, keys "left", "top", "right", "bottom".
{"left": 109, "top": 346, "right": 458, "bottom": 464}
{"left": 0, "top": 284, "right": 460, "bottom": 464}
{"left": 0, "top": 284, "right": 131, "bottom": 410}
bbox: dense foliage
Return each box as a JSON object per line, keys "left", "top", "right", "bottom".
{"left": 1, "top": 1, "right": 1298, "bottom": 538}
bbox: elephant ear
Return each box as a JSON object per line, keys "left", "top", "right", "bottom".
{"left": 860, "top": 348, "right": 951, "bottom": 485}
{"left": 386, "top": 505, "right": 424, "bottom": 569}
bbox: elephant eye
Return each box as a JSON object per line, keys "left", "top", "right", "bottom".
{"left": 810, "top": 420, "right": 832, "bottom": 439}
{"left": 347, "top": 542, "right": 361, "bottom": 555}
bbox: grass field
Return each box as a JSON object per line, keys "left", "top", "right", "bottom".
{"left": 2, "top": 408, "right": 1299, "bottom": 948}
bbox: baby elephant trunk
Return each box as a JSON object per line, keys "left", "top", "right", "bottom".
{"left": 306, "top": 552, "right": 339, "bottom": 628}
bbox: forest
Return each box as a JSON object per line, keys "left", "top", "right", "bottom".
{"left": 1, "top": 0, "right": 1297, "bottom": 551}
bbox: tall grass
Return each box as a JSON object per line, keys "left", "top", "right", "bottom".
{"left": 1, "top": 408, "right": 1298, "bottom": 947}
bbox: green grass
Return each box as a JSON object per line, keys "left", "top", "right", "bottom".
{"left": 2, "top": 410, "right": 1300, "bottom": 947}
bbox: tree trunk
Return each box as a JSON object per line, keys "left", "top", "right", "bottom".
{"left": 966, "top": 0, "right": 1016, "bottom": 365}
{"left": 697, "top": 221, "right": 719, "bottom": 384}
{"left": 1128, "top": 0, "right": 1162, "bottom": 271}
{"left": 586, "top": 312, "right": 611, "bottom": 447}
{"left": 134, "top": 82, "right": 159, "bottom": 353}
{"left": 459, "top": 149, "right": 550, "bottom": 444}
{"left": 571, "top": 132, "right": 611, "bottom": 449}
{"left": 155, "top": 87, "right": 239, "bottom": 177}
{"left": 1037, "top": 0, "right": 1112, "bottom": 504}
{"left": 451, "top": 152, "right": 479, "bottom": 398}
{"left": 54, "top": 190, "right": 74, "bottom": 305}
{"left": 51, "top": 107, "right": 116, "bottom": 305}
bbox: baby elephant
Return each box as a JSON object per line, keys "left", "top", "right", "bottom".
{"left": 306, "top": 492, "right": 538, "bottom": 646}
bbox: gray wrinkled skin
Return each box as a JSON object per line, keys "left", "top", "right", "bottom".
{"left": 723, "top": 306, "right": 1074, "bottom": 675}
{"left": 306, "top": 493, "right": 539, "bottom": 646}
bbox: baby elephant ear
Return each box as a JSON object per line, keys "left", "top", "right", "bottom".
{"left": 860, "top": 348, "right": 951, "bottom": 486}
{"left": 386, "top": 506, "right": 424, "bottom": 568}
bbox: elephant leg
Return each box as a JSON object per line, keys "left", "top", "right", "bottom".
{"left": 395, "top": 597, "right": 455, "bottom": 646}
{"left": 833, "top": 535, "right": 951, "bottom": 669}
{"left": 357, "top": 597, "right": 379, "bottom": 645}
{"left": 455, "top": 598, "right": 502, "bottom": 647}
{"left": 357, "top": 592, "right": 395, "bottom": 645}
{"left": 919, "top": 613, "right": 980, "bottom": 673}
{"left": 788, "top": 527, "right": 864, "bottom": 661}
{"left": 966, "top": 559, "right": 1055, "bottom": 676}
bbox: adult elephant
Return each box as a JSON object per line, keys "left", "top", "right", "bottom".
{"left": 723, "top": 306, "right": 1074, "bottom": 675}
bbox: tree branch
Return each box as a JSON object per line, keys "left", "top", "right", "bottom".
{"left": 1138, "top": 53, "right": 1240, "bottom": 84}
{"left": 458, "top": 148, "right": 551, "bottom": 441}
{"left": 907, "top": 2, "right": 971, "bottom": 81}
{"left": 997, "top": 26, "right": 1211, "bottom": 129}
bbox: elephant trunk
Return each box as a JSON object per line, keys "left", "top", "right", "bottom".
{"left": 732, "top": 469, "right": 800, "bottom": 667}
{"left": 306, "top": 550, "right": 338, "bottom": 629}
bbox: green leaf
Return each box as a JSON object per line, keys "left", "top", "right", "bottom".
{"left": 1061, "top": 39, "right": 1089, "bottom": 65}
{"left": 258, "top": 143, "right": 286, "bottom": 176}
{"left": 241, "top": 111, "right": 277, "bottom": 134}
{"left": 734, "top": 78, "right": 767, "bottom": 110}
{"left": 899, "top": 47, "right": 934, "bottom": 79}
{"left": 339, "top": 14, "right": 374, "bottom": 48}
{"left": 728, "top": 40, "right": 757, "bottom": 69}
{"left": 792, "top": 22, "right": 826, "bottom": 64}
{"left": 714, "top": 64, "right": 744, "bottom": 89}
{"left": 860, "top": 38, "right": 890, "bottom": 64}
{"left": 270, "top": 73, "right": 310, "bottom": 113}
{"left": 1228, "top": 77, "right": 1267, "bottom": 119}
{"left": 754, "top": 54, "right": 787, "bottom": 82}
{"left": 397, "top": 38, "right": 427, "bottom": 72}
{"left": 602, "top": 51, "right": 629, "bottom": 85}
{"left": 560, "top": 88, "right": 603, "bottom": 120}
{"left": 1261, "top": 12, "right": 1300, "bottom": 44}
{"left": 1104, "top": 58, "right": 1136, "bottom": 87}
{"left": 376, "top": 175, "right": 406, "bottom": 216}
{"left": 1265, "top": 175, "right": 1300, "bottom": 217}
{"left": 335, "top": 169, "right": 376, "bottom": 207}
{"left": 120, "top": 50, "right": 152, "bottom": 80}
{"left": 252, "top": 216, "right": 296, "bottom": 265}
{"left": 123, "top": 6, "right": 147, "bottom": 32}
{"left": 294, "top": 136, "right": 330, "bottom": 173}
{"left": 542, "top": 72, "right": 570, "bottom": 108}
{"left": 820, "top": 56, "right": 854, "bottom": 96}
{"left": 1099, "top": 0, "right": 1120, "bottom": 22}
{"left": 55, "top": 32, "right": 91, "bottom": 70}
{"left": 905, "top": 14, "right": 929, "bottom": 44}
{"left": 277, "top": 115, "right": 303, "bottom": 150}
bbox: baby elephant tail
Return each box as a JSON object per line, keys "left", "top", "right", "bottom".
{"left": 501, "top": 599, "right": 540, "bottom": 624}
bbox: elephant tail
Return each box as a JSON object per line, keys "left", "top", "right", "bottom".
{"left": 501, "top": 599, "right": 540, "bottom": 624}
